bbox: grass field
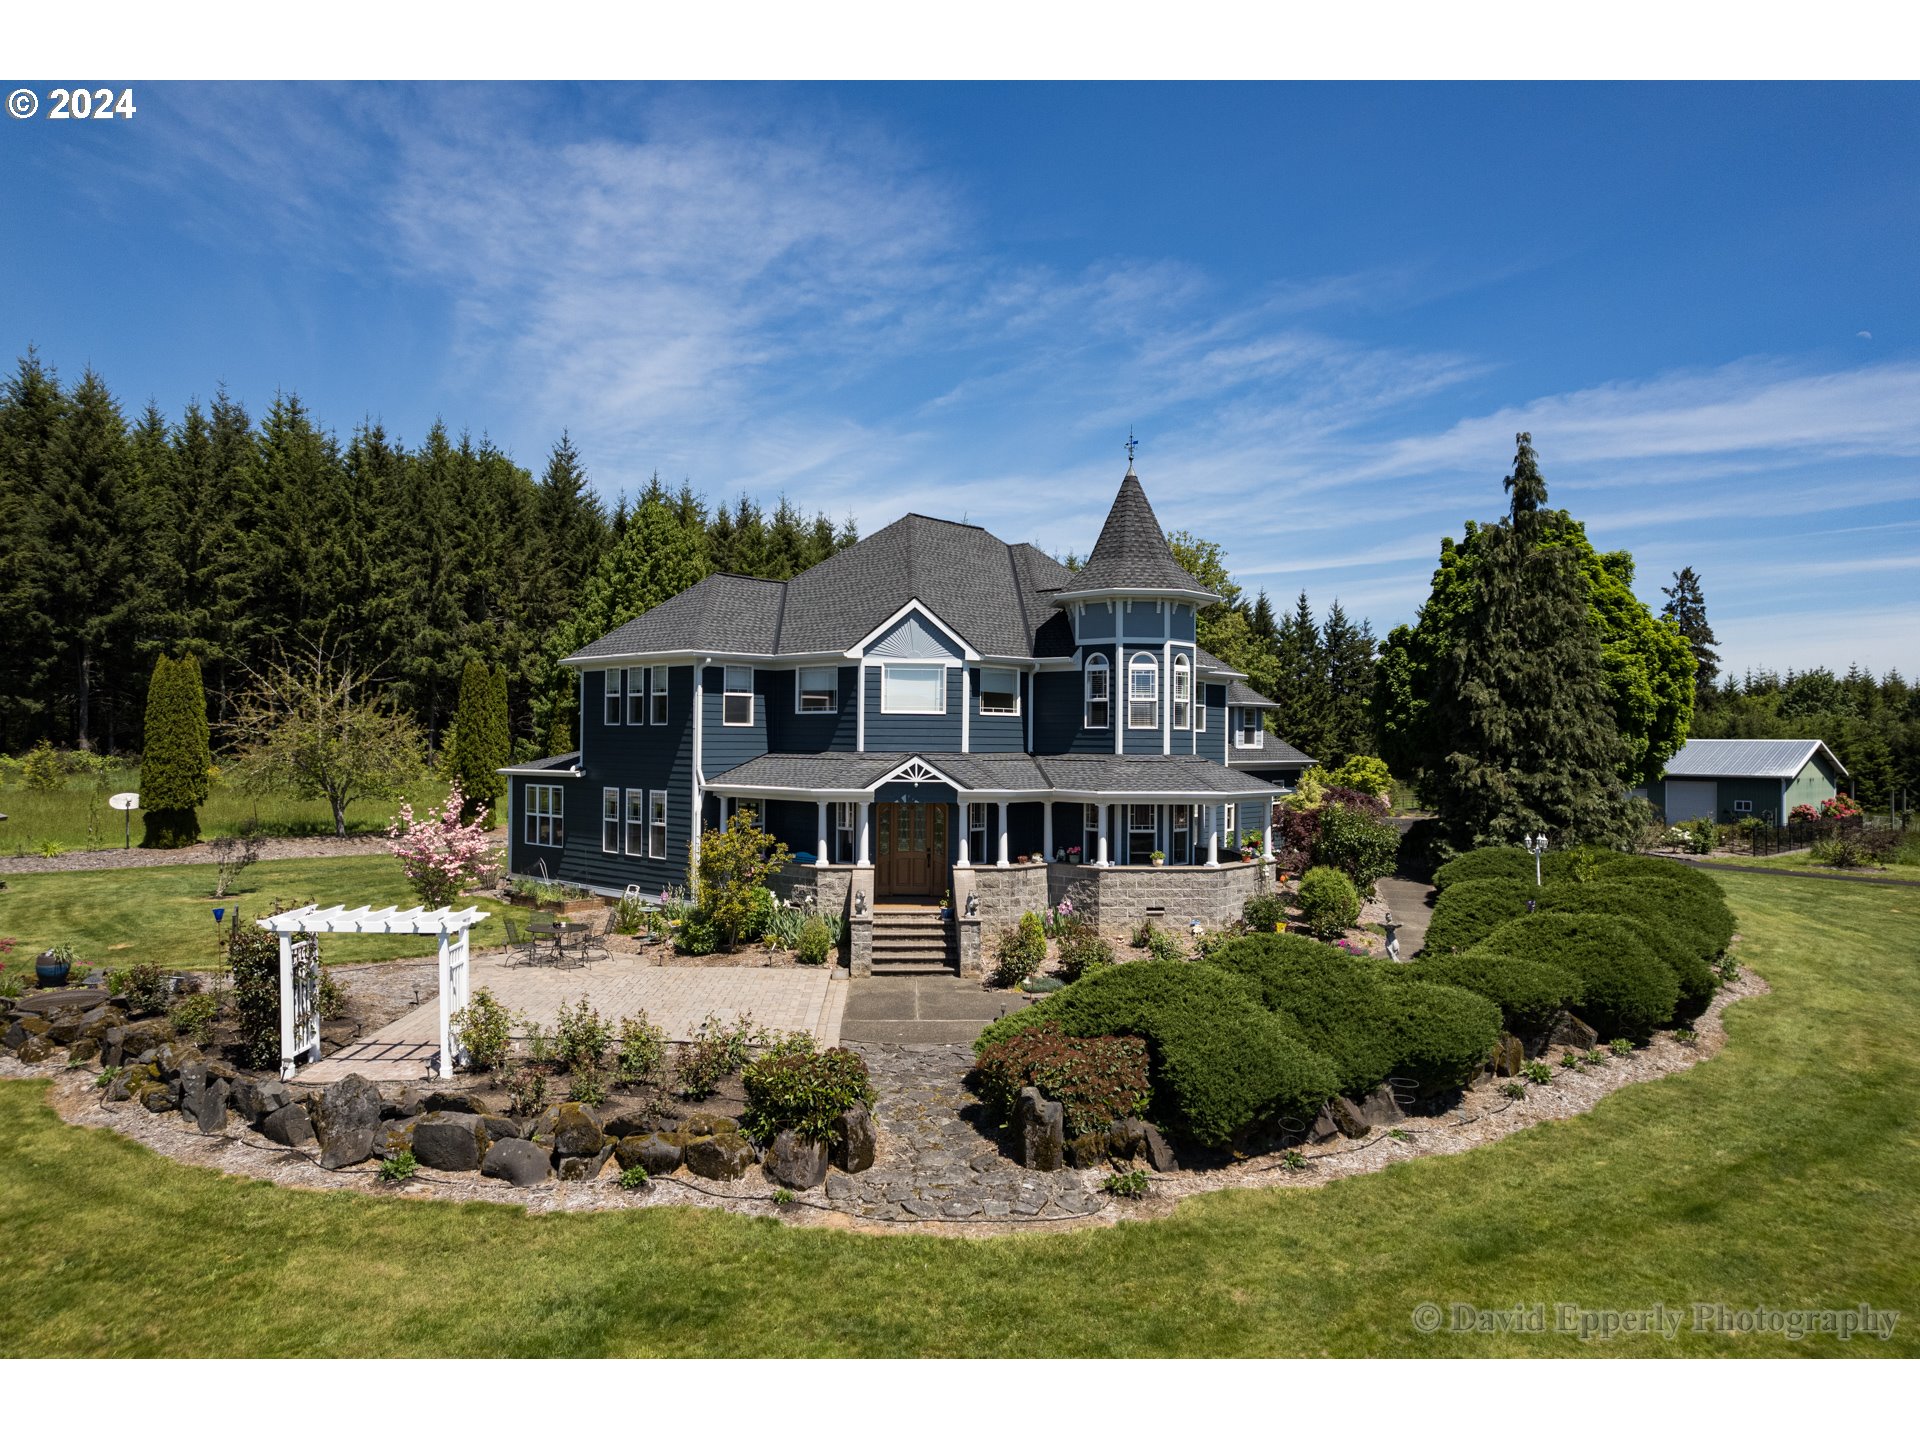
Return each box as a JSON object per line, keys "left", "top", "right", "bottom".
{"left": 1, "top": 869, "right": 1915, "bottom": 1357}
{"left": 0, "top": 772, "right": 456, "bottom": 856}
{"left": 0, "top": 856, "right": 509, "bottom": 972}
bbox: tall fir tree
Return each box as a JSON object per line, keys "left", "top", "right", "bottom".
{"left": 446, "top": 657, "right": 510, "bottom": 818}
{"left": 1417, "top": 434, "right": 1634, "bottom": 847}
{"left": 1660, "top": 566, "right": 1721, "bottom": 701}
{"left": 0, "top": 349, "right": 67, "bottom": 749}
{"left": 1273, "top": 591, "right": 1332, "bottom": 760}
{"left": 140, "top": 654, "right": 212, "bottom": 847}
{"left": 1319, "top": 599, "right": 1377, "bottom": 767}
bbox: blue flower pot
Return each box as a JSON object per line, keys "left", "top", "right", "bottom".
{"left": 35, "top": 952, "right": 71, "bottom": 988}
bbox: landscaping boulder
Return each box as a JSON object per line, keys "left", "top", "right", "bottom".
{"left": 187, "top": 1078, "right": 232, "bottom": 1134}
{"left": 231, "top": 1078, "right": 293, "bottom": 1125}
{"left": 422, "top": 1090, "right": 491, "bottom": 1116}
{"left": 1491, "top": 1033, "right": 1528, "bottom": 1078}
{"left": 615, "top": 1132, "right": 683, "bottom": 1176}
{"left": 412, "top": 1112, "right": 493, "bottom": 1172}
{"left": 118, "top": 1017, "right": 175, "bottom": 1057}
{"left": 261, "top": 1103, "right": 316, "bottom": 1147}
{"left": 311, "top": 1075, "right": 384, "bottom": 1170}
{"left": 44, "top": 1007, "right": 90, "bottom": 1044}
{"left": 683, "top": 1132, "right": 755, "bottom": 1181}
{"left": 1109, "top": 1117, "right": 1150, "bottom": 1161}
{"left": 1357, "top": 1083, "right": 1408, "bottom": 1128}
{"left": 67, "top": 1037, "right": 101, "bottom": 1065}
{"left": 374, "top": 1117, "right": 419, "bottom": 1160}
{"left": 1307, "top": 1109, "right": 1340, "bottom": 1144}
{"left": 829, "top": 1104, "right": 877, "bottom": 1173}
{"left": 603, "top": 1110, "right": 674, "bottom": 1139}
{"left": 1141, "top": 1122, "right": 1178, "bottom": 1173}
{"left": 103, "top": 1069, "right": 136, "bottom": 1103}
{"left": 148, "top": 1043, "right": 204, "bottom": 1080}
{"left": 14, "top": 1034, "right": 54, "bottom": 1064}
{"left": 1549, "top": 1012, "right": 1600, "bottom": 1052}
{"left": 480, "top": 1115, "right": 522, "bottom": 1142}
{"left": 1064, "top": 1131, "right": 1110, "bottom": 1168}
{"left": 1013, "top": 1086, "right": 1065, "bottom": 1172}
{"left": 548, "top": 1103, "right": 606, "bottom": 1161}
{"left": 4, "top": 1015, "right": 50, "bottom": 1050}
{"left": 762, "top": 1130, "right": 829, "bottom": 1190}
{"left": 383, "top": 1087, "right": 427, "bottom": 1119}
{"left": 1329, "top": 1096, "right": 1371, "bottom": 1139}
{"left": 481, "top": 1138, "right": 552, "bottom": 1187}
{"left": 140, "top": 1083, "right": 179, "bottom": 1113}
{"left": 681, "top": 1112, "right": 739, "bottom": 1137}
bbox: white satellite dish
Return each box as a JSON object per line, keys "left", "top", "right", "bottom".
{"left": 108, "top": 792, "right": 141, "bottom": 811}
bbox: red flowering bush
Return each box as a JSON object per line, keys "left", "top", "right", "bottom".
{"left": 1789, "top": 803, "right": 1819, "bottom": 824}
{"left": 1820, "top": 795, "right": 1861, "bottom": 820}
{"left": 972, "top": 1027, "right": 1150, "bottom": 1136}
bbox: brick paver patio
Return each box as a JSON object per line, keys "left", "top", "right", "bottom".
{"left": 301, "top": 951, "right": 845, "bottom": 1083}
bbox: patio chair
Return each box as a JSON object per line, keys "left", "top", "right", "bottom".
{"left": 578, "top": 910, "right": 614, "bottom": 966}
{"left": 525, "top": 913, "right": 561, "bottom": 966}
{"left": 502, "top": 916, "right": 539, "bottom": 967}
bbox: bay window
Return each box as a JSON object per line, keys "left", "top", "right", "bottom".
{"left": 1084, "top": 655, "right": 1110, "bottom": 729}
{"left": 1128, "top": 653, "right": 1158, "bottom": 729}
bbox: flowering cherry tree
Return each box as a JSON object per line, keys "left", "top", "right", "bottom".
{"left": 386, "top": 784, "right": 500, "bottom": 906}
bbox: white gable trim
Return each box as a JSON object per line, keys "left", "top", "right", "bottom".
{"left": 848, "top": 599, "right": 980, "bottom": 662}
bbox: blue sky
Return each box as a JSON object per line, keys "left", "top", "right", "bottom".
{"left": 5, "top": 81, "right": 1917, "bottom": 675}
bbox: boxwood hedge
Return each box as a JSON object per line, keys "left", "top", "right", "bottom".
{"left": 1200, "top": 932, "right": 1399, "bottom": 1095}
{"left": 1380, "top": 980, "right": 1503, "bottom": 1102}
{"left": 1412, "top": 948, "right": 1582, "bottom": 1038}
{"left": 1420, "top": 877, "right": 1536, "bottom": 956}
{"left": 1478, "top": 912, "right": 1679, "bottom": 1040}
{"left": 1432, "top": 847, "right": 1535, "bottom": 893}
{"left": 973, "top": 961, "right": 1339, "bottom": 1147}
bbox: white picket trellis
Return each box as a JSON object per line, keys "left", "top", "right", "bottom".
{"left": 258, "top": 904, "right": 491, "bottom": 1081}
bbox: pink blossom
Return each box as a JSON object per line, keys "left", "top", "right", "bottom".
{"left": 386, "top": 783, "right": 502, "bottom": 907}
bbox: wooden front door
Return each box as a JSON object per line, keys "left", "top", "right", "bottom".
{"left": 875, "top": 802, "right": 948, "bottom": 898}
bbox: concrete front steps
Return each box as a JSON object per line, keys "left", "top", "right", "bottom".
{"left": 871, "top": 904, "right": 958, "bottom": 974}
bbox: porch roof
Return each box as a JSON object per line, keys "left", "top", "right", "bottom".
{"left": 704, "top": 750, "right": 1282, "bottom": 801}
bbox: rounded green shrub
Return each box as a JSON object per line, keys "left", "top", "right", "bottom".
{"left": 1311, "top": 802, "right": 1401, "bottom": 891}
{"left": 1381, "top": 979, "right": 1503, "bottom": 1103}
{"left": 1242, "top": 892, "right": 1288, "bottom": 932}
{"left": 976, "top": 961, "right": 1338, "bottom": 1147}
{"left": 1295, "top": 865, "right": 1361, "bottom": 938}
{"left": 991, "top": 912, "right": 1048, "bottom": 987}
{"left": 1432, "top": 847, "right": 1534, "bottom": 893}
{"left": 972, "top": 1028, "right": 1150, "bottom": 1136}
{"left": 1054, "top": 927, "right": 1115, "bottom": 983}
{"left": 1533, "top": 876, "right": 1732, "bottom": 1005}
{"left": 1201, "top": 931, "right": 1397, "bottom": 1095}
{"left": 1421, "top": 877, "right": 1535, "bottom": 956}
{"left": 795, "top": 915, "right": 834, "bottom": 965}
{"left": 1478, "top": 912, "right": 1679, "bottom": 1040}
{"left": 1413, "top": 949, "right": 1581, "bottom": 1038}
{"left": 742, "top": 1046, "right": 876, "bottom": 1143}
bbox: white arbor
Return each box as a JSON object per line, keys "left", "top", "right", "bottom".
{"left": 258, "top": 903, "right": 491, "bottom": 1081}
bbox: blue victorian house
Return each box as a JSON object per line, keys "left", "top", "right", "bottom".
{"left": 502, "top": 461, "right": 1313, "bottom": 973}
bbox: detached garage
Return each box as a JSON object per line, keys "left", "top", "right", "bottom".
{"left": 1639, "top": 738, "right": 1848, "bottom": 824}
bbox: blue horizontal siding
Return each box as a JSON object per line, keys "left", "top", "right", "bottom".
{"left": 969, "top": 668, "right": 1028, "bottom": 753}
{"left": 863, "top": 665, "right": 963, "bottom": 751}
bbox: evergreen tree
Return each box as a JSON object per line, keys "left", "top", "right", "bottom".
{"left": 1413, "top": 434, "right": 1634, "bottom": 847}
{"left": 1660, "top": 566, "right": 1720, "bottom": 701}
{"left": 1319, "top": 599, "right": 1377, "bottom": 766}
{"left": 1273, "top": 592, "right": 1332, "bottom": 760}
{"left": 140, "top": 654, "right": 212, "bottom": 847}
{"left": 0, "top": 349, "right": 67, "bottom": 749}
{"left": 48, "top": 368, "right": 136, "bottom": 749}
{"left": 446, "top": 657, "right": 510, "bottom": 818}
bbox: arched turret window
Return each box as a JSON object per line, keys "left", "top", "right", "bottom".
{"left": 1128, "top": 653, "right": 1158, "bottom": 730}
{"left": 1172, "top": 653, "right": 1192, "bottom": 730}
{"left": 1084, "top": 654, "right": 1110, "bottom": 729}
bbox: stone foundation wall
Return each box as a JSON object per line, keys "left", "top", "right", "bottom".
{"left": 961, "top": 863, "right": 1050, "bottom": 932}
{"left": 768, "top": 863, "right": 866, "bottom": 970}
{"left": 1047, "top": 860, "right": 1271, "bottom": 939}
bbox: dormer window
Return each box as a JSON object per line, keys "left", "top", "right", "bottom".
{"left": 1235, "top": 707, "right": 1263, "bottom": 748}
{"left": 1172, "top": 653, "right": 1192, "bottom": 730}
{"left": 723, "top": 666, "right": 754, "bottom": 726}
{"left": 1084, "top": 654, "right": 1110, "bottom": 729}
{"left": 978, "top": 667, "right": 1019, "bottom": 716}
{"left": 1128, "top": 653, "right": 1158, "bottom": 729}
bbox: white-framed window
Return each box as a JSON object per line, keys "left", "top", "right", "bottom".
{"left": 1083, "top": 803, "right": 1102, "bottom": 862}
{"left": 978, "top": 667, "right": 1019, "bottom": 716}
{"left": 1172, "top": 805, "right": 1190, "bottom": 864}
{"left": 1235, "top": 707, "right": 1263, "bottom": 747}
{"left": 1129, "top": 803, "right": 1157, "bottom": 864}
{"left": 1128, "top": 653, "right": 1158, "bottom": 729}
{"left": 625, "top": 789, "right": 646, "bottom": 855}
{"left": 650, "top": 664, "right": 669, "bottom": 725}
{"left": 1197, "top": 683, "right": 1207, "bottom": 732}
{"left": 524, "top": 784, "right": 564, "bottom": 847}
{"left": 601, "top": 788, "right": 620, "bottom": 853}
{"left": 1734, "top": 799, "right": 1753, "bottom": 814}
{"left": 968, "top": 801, "right": 990, "bottom": 862}
{"left": 1223, "top": 803, "right": 1238, "bottom": 846}
{"left": 1084, "top": 654, "right": 1110, "bottom": 729}
{"left": 624, "top": 666, "right": 647, "bottom": 725}
{"left": 834, "top": 801, "right": 857, "bottom": 863}
{"left": 797, "top": 665, "right": 838, "bottom": 714}
{"left": 723, "top": 666, "right": 754, "bottom": 726}
{"left": 881, "top": 662, "right": 946, "bottom": 714}
{"left": 602, "top": 668, "right": 622, "bottom": 725}
{"left": 650, "top": 791, "right": 667, "bottom": 858}
{"left": 1172, "top": 653, "right": 1192, "bottom": 730}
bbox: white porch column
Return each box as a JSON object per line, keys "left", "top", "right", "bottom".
{"left": 957, "top": 804, "right": 971, "bottom": 866}
{"left": 996, "top": 801, "right": 1010, "bottom": 867}
{"left": 857, "top": 802, "right": 872, "bottom": 866}
{"left": 1042, "top": 802, "right": 1054, "bottom": 861}
{"left": 1262, "top": 804, "right": 1275, "bottom": 871}
{"left": 816, "top": 800, "right": 830, "bottom": 867}
{"left": 1097, "top": 804, "right": 1111, "bottom": 866}
{"left": 1207, "top": 807, "right": 1221, "bottom": 867}
{"left": 277, "top": 932, "right": 296, "bottom": 1081}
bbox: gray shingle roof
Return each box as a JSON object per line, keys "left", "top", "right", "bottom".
{"left": 1225, "top": 738, "right": 1315, "bottom": 770}
{"left": 1663, "top": 738, "right": 1847, "bottom": 779}
{"left": 705, "top": 751, "right": 1281, "bottom": 797}
{"left": 1225, "top": 679, "right": 1278, "bottom": 708}
{"left": 498, "top": 751, "right": 582, "bottom": 775}
{"left": 1054, "top": 471, "right": 1221, "bottom": 601}
{"left": 569, "top": 574, "right": 785, "bottom": 661}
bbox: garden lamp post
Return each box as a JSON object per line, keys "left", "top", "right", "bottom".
{"left": 1525, "top": 832, "right": 1548, "bottom": 886}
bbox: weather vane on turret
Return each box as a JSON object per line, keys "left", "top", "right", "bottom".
{"left": 1125, "top": 429, "right": 1138, "bottom": 470}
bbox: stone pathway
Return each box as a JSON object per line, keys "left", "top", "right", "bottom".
{"left": 839, "top": 973, "right": 1036, "bottom": 1045}
{"left": 1375, "top": 875, "right": 1435, "bottom": 956}
{"left": 825, "top": 1042, "right": 1108, "bottom": 1221}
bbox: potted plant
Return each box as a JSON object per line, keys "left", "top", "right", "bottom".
{"left": 35, "top": 943, "right": 76, "bottom": 989}
{"left": 938, "top": 890, "right": 953, "bottom": 921}
{"left": 1150, "top": 850, "right": 1166, "bottom": 867}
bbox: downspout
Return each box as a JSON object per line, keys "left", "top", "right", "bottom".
{"left": 691, "top": 659, "right": 709, "bottom": 878}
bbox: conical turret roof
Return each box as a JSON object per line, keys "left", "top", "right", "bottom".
{"left": 1053, "top": 467, "right": 1221, "bottom": 604}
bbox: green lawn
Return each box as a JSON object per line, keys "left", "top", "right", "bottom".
{"left": 1690, "top": 851, "right": 1919, "bottom": 875}
{"left": 0, "top": 856, "right": 508, "bottom": 972}
{"left": 0, "top": 773, "right": 455, "bottom": 856}
{"left": 2, "top": 869, "right": 1915, "bottom": 1356}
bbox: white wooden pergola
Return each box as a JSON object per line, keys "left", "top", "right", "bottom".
{"left": 259, "top": 903, "right": 490, "bottom": 1081}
